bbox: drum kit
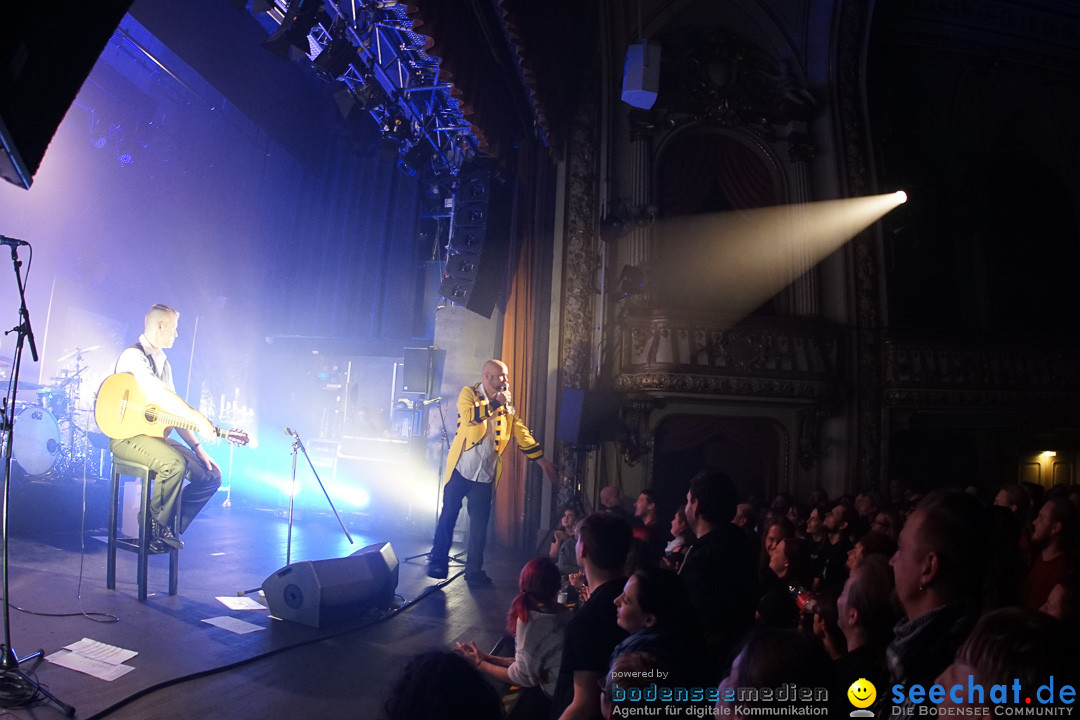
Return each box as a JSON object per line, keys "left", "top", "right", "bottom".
{"left": 3, "top": 346, "right": 108, "bottom": 483}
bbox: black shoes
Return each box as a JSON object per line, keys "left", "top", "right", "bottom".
{"left": 427, "top": 560, "right": 448, "bottom": 579}
{"left": 465, "top": 570, "right": 493, "bottom": 588}
{"left": 151, "top": 517, "right": 184, "bottom": 550}
{"left": 148, "top": 538, "right": 171, "bottom": 554}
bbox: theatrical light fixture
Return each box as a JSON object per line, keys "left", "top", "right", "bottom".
{"left": 263, "top": 0, "right": 322, "bottom": 61}
{"left": 397, "top": 141, "right": 431, "bottom": 177}
{"left": 895, "top": 190, "right": 908, "bottom": 203}
{"left": 312, "top": 36, "right": 357, "bottom": 80}
{"left": 249, "top": 0, "right": 479, "bottom": 176}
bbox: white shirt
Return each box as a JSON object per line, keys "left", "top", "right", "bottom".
{"left": 453, "top": 385, "right": 498, "bottom": 484}
{"left": 115, "top": 334, "right": 174, "bottom": 394}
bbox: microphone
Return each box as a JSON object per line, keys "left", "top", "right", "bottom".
{"left": 499, "top": 382, "right": 515, "bottom": 415}
{"left": 284, "top": 427, "right": 297, "bottom": 437}
{"left": 0, "top": 236, "right": 29, "bottom": 247}
{"left": 420, "top": 397, "right": 443, "bottom": 406}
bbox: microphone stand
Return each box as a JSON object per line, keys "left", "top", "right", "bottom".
{"left": 0, "top": 244, "right": 75, "bottom": 716}
{"left": 403, "top": 396, "right": 462, "bottom": 566}
{"left": 283, "top": 428, "right": 353, "bottom": 566}
{"left": 430, "top": 397, "right": 450, "bottom": 531}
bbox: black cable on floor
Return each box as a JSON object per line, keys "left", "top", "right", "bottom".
{"left": 0, "top": 461, "right": 119, "bottom": 625}
{"left": 82, "top": 570, "right": 465, "bottom": 720}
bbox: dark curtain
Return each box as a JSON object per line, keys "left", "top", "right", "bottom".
{"left": 658, "top": 131, "right": 777, "bottom": 217}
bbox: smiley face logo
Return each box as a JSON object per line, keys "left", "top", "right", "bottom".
{"left": 847, "top": 678, "right": 876, "bottom": 709}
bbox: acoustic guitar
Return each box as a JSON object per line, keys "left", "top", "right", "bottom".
{"left": 95, "top": 372, "right": 249, "bottom": 446}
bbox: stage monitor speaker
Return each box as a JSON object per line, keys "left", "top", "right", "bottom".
{"left": 621, "top": 42, "right": 661, "bottom": 110}
{"left": 402, "top": 347, "right": 433, "bottom": 394}
{"left": 1, "top": 1, "right": 134, "bottom": 188}
{"left": 261, "top": 541, "right": 399, "bottom": 628}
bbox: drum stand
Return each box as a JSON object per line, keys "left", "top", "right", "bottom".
{"left": 0, "top": 242, "right": 75, "bottom": 715}
{"left": 50, "top": 353, "right": 92, "bottom": 481}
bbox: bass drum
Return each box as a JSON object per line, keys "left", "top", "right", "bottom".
{"left": 12, "top": 405, "right": 61, "bottom": 476}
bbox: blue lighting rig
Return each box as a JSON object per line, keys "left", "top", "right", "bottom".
{"left": 254, "top": 0, "right": 477, "bottom": 179}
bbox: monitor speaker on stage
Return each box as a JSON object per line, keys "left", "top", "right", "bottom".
{"left": 261, "top": 541, "right": 399, "bottom": 628}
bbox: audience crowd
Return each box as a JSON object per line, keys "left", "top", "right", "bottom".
{"left": 383, "top": 474, "right": 1080, "bottom": 719}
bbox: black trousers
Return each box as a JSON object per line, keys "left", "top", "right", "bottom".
{"left": 429, "top": 468, "right": 493, "bottom": 574}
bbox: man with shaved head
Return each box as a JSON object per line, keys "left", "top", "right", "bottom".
{"left": 108, "top": 304, "right": 222, "bottom": 551}
{"left": 427, "top": 359, "right": 557, "bottom": 587}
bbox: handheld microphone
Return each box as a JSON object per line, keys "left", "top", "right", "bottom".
{"left": 0, "top": 236, "right": 29, "bottom": 247}
{"left": 499, "top": 382, "right": 515, "bottom": 415}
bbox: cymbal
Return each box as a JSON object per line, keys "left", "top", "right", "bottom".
{"left": 57, "top": 346, "right": 99, "bottom": 364}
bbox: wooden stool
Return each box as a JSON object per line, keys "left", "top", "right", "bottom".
{"left": 106, "top": 458, "right": 180, "bottom": 600}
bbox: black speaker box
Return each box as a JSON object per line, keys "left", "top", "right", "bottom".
{"left": 438, "top": 171, "right": 510, "bottom": 319}
{"left": 402, "top": 347, "right": 433, "bottom": 394}
{"left": 621, "top": 41, "right": 661, "bottom": 110}
{"left": 262, "top": 542, "right": 399, "bottom": 628}
{"left": 556, "top": 386, "right": 619, "bottom": 445}
{"left": 1, "top": 1, "right": 134, "bottom": 187}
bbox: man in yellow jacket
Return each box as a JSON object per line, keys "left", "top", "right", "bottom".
{"left": 427, "top": 359, "right": 558, "bottom": 586}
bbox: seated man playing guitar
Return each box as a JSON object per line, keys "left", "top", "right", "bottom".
{"left": 102, "top": 304, "right": 225, "bottom": 551}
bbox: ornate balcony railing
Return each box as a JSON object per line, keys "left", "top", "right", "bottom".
{"left": 882, "top": 337, "right": 1080, "bottom": 408}
{"left": 614, "top": 312, "right": 846, "bottom": 403}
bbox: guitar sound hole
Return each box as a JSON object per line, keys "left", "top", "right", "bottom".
{"left": 143, "top": 407, "right": 159, "bottom": 424}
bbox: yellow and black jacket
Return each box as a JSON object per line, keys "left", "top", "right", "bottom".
{"left": 444, "top": 383, "right": 544, "bottom": 487}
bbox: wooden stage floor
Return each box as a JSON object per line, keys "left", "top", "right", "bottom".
{"left": 0, "top": 483, "right": 525, "bottom": 719}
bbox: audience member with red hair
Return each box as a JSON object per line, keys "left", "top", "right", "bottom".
{"left": 456, "top": 556, "right": 571, "bottom": 716}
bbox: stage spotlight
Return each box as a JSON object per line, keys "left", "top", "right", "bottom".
{"left": 355, "top": 81, "right": 386, "bottom": 111}
{"left": 396, "top": 142, "right": 430, "bottom": 177}
{"left": 313, "top": 36, "right": 356, "bottom": 80}
{"left": 263, "top": 0, "right": 321, "bottom": 60}
{"left": 895, "top": 190, "right": 908, "bottom": 203}
{"left": 381, "top": 108, "right": 415, "bottom": 148}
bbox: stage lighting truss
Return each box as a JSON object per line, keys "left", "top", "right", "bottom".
{"left": 254, "top": 0, "right": 477, "bottom": 178}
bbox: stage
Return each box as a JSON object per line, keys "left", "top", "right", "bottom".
{"left": 0, "top": 488, "right": 524, "bottom": 719}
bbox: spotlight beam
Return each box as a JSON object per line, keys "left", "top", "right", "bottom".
{"left": 654, "top": 191, "right": 907, "bottom": 322}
